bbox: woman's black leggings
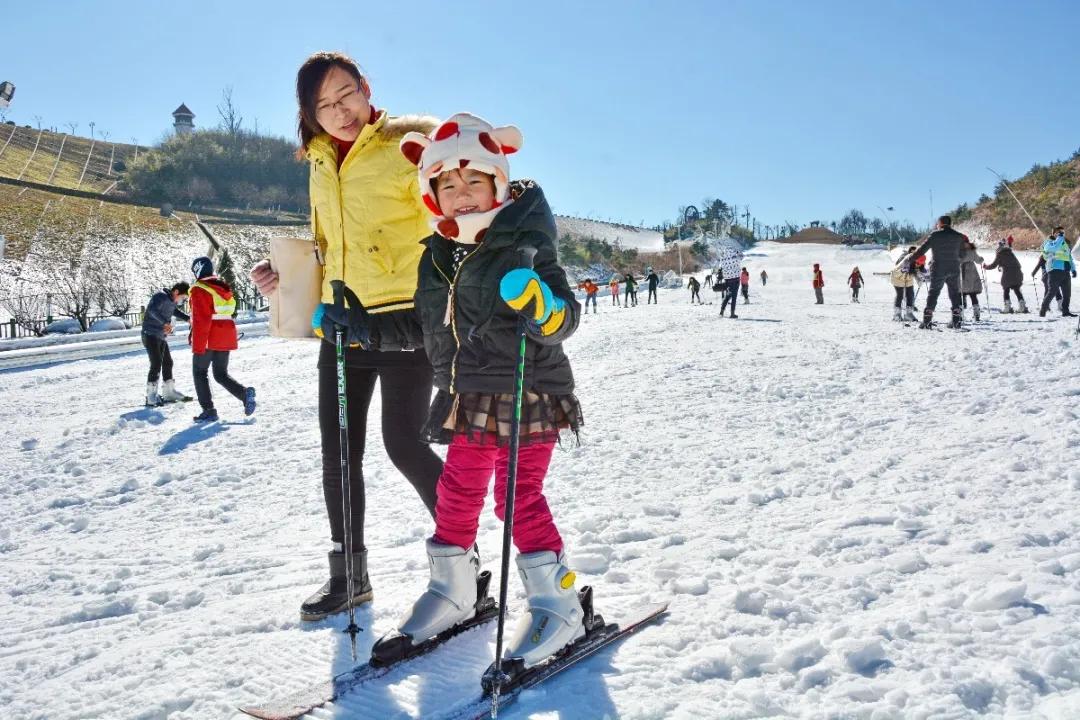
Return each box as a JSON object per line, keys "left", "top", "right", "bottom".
{"left": 963, "top": 292, "right": 980, "bottom": 307}
{"left": 142, "top": 333, "right": 173, "bottom": 383}
{"left": 1004, "top": 286, "right": 1025, "bottom": 303}
{"left": 894, "top": 286, "right": 914, "bottom": 308}
{"left": 318, "top": 347, "right": 442, "bottom": 551}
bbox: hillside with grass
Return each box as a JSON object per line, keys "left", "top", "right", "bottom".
{"left": 951, "top": 149, "right": 1080, "bottom": 248}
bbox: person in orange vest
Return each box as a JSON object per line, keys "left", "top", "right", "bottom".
{"left": 189, "top": 256, "right": 256, "bottom": 422}
{"left": 812, "top": 264, "right": 825, "bottom": 304}
{"left": 580, "top": 278, "right": 599, "bottom": 314}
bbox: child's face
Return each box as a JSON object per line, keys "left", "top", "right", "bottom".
{"left": 434, "top": 169, "right": 496, "bottom": 218}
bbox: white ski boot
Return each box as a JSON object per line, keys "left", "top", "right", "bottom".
{"left": 1003, "top": 298, "right": 1014, "bottom": 314}
{"left": 397, "top": 540, "right": 479, "bottom": 643}
{"left": 502, "top": 551, "right": 586, "bottom": 668}
{"left": 145, "top": 381, "right": 161, "bottom": 407}
{"left": 1018, "top": 298, "right": 1030, "bottom": 313}
{"left": 893, "top": 307, "right": 902, "bottom": 322}
{"left": 903, "top": 306, "right": 917, "bottom": 322}
{"left": 973, "top": 305, "right": 981, "bottom": 322}
{"left": 160, "top": 379, "right": 190, "bottom": 403}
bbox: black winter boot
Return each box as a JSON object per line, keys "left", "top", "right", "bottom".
{"left": 918, "top": 310, "right": 934, "bottom": 329}
{"left": 947, "top": 309, "right": 963, "bottom": 329}
{"left": 300, "top": 550, "right": 373, "bottom": 621}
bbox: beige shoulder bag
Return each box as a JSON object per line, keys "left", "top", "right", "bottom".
{"left": 269, "top": 235, "right": 324, "bottom": 339}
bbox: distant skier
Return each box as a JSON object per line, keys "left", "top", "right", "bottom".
{"left": 141, "top": 282, "right": 192, "bottom": 406}
{"left": 580, "top": 278, "right": 599, "bottom": 314}
{"left": 908, "top": 215, "right": 966, "bottom": 329}
{"left": 719, "top": 245, "right": 744, "bottom": 318}
{"left": 847, "top": 266, "right": 864, "bottom": 303}
{"left": 623, "top": 272, "right": 638, "bottom": 307}
{"left": 1037, "top": 226, "right": 1076, "bottom": 317}
{"left": 891, "top": 246, "right": 918, "bottom": 322}
{"left": 812, "top": 264, "right": 825, "bottom": 304}
{"left": 609, "top": 275, "right": 621, "bottom": 306}
{"left": 740, "top": 267, "right": 750, "bottom": 304}
{"left": 760, "top": 269, "right": 768, "bottom": 286}
{"left": 984, "top": 238, "right": 1028, "bottom": 313}
{"left": 958, "top": 239, "right": 984, "bottom": 321}
{"left": 386, "top": 112, "right": 587, "bottom": 677}
{"left": 687, "top": 276, "right": 702, "bottom": 304}
{"left": 645, "top": 269, "right": 660, "bottom": 304}
{"left": 703, "top": 270, "right": 714, "bottom": 290}
{"left": 189, "top": 256, "right": 256, "bottom": 421}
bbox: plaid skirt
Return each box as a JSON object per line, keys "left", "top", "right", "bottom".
{"left": 422, "top": 389, "right": 583, "bottom": 446}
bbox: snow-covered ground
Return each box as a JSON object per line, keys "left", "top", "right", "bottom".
{"left": 3, "top": 242, "right": 1080, "bottom": 720}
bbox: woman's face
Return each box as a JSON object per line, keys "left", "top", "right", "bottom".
{"left": 314, "top": 65, "right": 371, "bottom": 142}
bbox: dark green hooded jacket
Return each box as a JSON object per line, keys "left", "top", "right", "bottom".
{"left": 415, "top": 180, "right": 579, "bottom": 395}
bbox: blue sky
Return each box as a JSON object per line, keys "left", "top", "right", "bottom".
{"left": 4, "top": 0, "right": 1079, "bottom": 230}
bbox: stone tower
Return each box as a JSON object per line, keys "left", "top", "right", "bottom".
{"left": 172, "top": 103, "right": 195, "bottom": 135}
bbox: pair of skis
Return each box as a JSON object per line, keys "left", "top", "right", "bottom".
{"left": 239, "top": 594, "right": 668, "bottom": 720}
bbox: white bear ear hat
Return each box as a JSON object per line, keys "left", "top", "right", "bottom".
{"left": 400, "top": 112, "right": 523, "bottom": 243}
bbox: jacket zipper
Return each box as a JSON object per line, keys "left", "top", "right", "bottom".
{"left": 434, "top": 249, "right": 476, "bottom": 394}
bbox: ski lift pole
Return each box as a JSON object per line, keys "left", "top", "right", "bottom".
{"left": 330, "top": 280, "right": 362, "bottom": 659}
{"left": 488, "top": 245, "right": 538, "bottom": 718}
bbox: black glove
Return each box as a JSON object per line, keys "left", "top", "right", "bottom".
{"left": 313, "top": 281, "right": 372, "bottom": 349}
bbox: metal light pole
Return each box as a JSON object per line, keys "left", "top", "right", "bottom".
{"left": 876, "top": 205, "right": 896, "bottom": 247}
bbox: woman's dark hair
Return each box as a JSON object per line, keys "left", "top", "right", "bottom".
{"left": 171, "top": 281, "right": 190, "bottom": 295}
{"left": 296, "top": 51, "right": 368, "bottom": 151}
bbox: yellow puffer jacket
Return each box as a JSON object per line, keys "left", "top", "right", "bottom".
{"left": 307, "top": 111, "right": 437, "bottom": 313}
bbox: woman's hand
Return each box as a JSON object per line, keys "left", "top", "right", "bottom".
{"left": 249, "top": 259, "right": 279, "bottom": 294}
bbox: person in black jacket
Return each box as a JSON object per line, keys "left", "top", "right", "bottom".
{"left": 392, "top": 114, "right": 586, "bottom": 672}
{"left": 646, "top": 269, "right": 660, "bottom": 304}
{"left": 687, "top": 276, "right": 702, "bottom": 304}
{"left": 141, "top": 282, "right": 191, "bottom": 406}
{"left": 907, "top": 216, "right": 966, "bottom": 329}
{"left": 984, "top": 238, "right": 1028, "bottom": 313}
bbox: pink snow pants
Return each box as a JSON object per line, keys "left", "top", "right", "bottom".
{"left": 433, "top": 434, "right": 563, "bottom": 555}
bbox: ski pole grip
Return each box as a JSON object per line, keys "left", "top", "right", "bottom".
{"left": 517, "top": 246, "right": 538, "bottom": 270}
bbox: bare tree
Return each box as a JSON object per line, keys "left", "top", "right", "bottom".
{"left": 33, "top": 114, "right": 42, "bottom": 129}
{"left": 65, "top": 121, "right": 78, "bottom": 135}
{"left": 217, "top": 86, "right": 243, "bottom": 136}
{"left": 88, "top": 121, "right": 96, "bottom": 139}
{"left": 100, "top": 130, "right": 110, "bottom": 143}
{"left": 97, "top": 269, "right": 133, "bottom": 317}
{"left": 0, "top": 283, "right": 48, "bottom": 336}
{"left": 49, "top": 257, "right": 97, "bottom": 331}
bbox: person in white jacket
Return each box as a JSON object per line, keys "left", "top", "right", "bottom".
{"left": 718, "top": 245, "right": 744, "bottom": 318}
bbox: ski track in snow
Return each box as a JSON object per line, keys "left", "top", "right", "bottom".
{"left": 2, "top": 242, "right": 1080, "bottom": 719}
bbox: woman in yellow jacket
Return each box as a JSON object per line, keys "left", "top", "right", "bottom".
{"left": 250, "top": 52, "right": 441, "bottom": 621}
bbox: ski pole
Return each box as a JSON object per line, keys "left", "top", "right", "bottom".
{"left": 490, "top": 246, "right": 538, "bottom": 718}
{"left": 981, "top": 265, "right": 991, "bottom": 319}
{"left": 987, "top": 168, "right": 1045, "bottom": 238}
{"left": 330, "top": 279, "right": 362, "bottom": 660}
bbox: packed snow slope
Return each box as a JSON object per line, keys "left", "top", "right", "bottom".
{"left": 4, "top": 242, "right": 1080, "bottom": 720}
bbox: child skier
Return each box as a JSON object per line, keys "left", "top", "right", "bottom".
{"left": 141, "top": 282, "right": 191, "bottom": 406}
{"left": 608, "top": 275, "right": 621, "bottom": 306}
{"left": 189, "top": 256, "right": 256, "bottom": 422}
{"left": 386, "top": 113, "right": 586, "bottom": 675}
{"left": 958, "top": 239, "right": 984, "bottom": 321}
{"left": 580, "top": 278, "right": 599, "bottom": 314}
{"left": 891, "top": 246, "right": 919, "bottom": 321}
{"left": 984, "top": 238, "right": 1028, "bottom": 313}
{"left": 623, "top": 272, "right": 638, "bottom": 306}
{"left": 740, "top": 267, "right": 750, "bottom": 304}
{"left": 847, "top": 266, "right": 864, "bottom": 303}
{"left": 687, "top": 276, "right": 702, "bottom": 304}
{"left": 760, "top": 269, "right": 768, "bottom": 286}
